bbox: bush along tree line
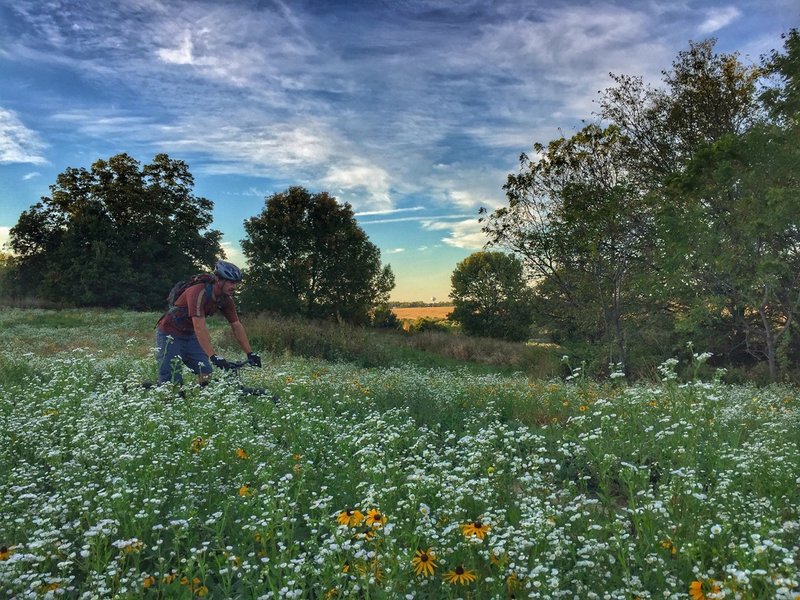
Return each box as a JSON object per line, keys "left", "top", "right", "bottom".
{"left": 469, "top": 30, "right": 800, "bottom": 380}
{"left": 4, "top": 163, "right": 394, "bottom": 325}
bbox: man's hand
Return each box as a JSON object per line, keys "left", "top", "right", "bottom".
{"left": 210, "top": 354, "right": 231, "bottom": 370}
{"left": 247, "top": 352, "right": 262, "bottom": 367}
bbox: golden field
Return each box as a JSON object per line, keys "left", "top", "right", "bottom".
{"left": 392, "top": 305, "right": 454, "bottom": 320}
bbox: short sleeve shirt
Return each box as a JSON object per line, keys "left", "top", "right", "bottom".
{"left": 157, "top": 283, "right": 238, "bottom": 336}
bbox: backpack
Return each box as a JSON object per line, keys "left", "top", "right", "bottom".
{"left": 166, "top": 273, "right": 216, "bottom": 308}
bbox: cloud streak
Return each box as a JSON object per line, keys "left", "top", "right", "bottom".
{"left": 0, "top": 107, "right": 47, "bottom": 165}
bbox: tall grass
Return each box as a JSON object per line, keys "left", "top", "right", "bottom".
{"left": 241, "top": 312, "right": 563, "bottom": 377}
{"left": 0, "top": 309, "right": 798, "bottom": 598}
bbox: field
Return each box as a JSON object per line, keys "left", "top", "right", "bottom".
{"left": 1, "top": 309, "right": 799, "bottom": 599}
{"left": 391, "top": 306, "right": 454, "bottom": 321}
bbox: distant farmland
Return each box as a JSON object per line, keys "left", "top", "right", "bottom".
{"left": 392, "top": 305, "right": 453, "bottom": 320}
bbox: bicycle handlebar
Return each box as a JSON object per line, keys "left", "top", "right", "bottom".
{"left": 221, "top": 359, "right": 251, "bottom": 371}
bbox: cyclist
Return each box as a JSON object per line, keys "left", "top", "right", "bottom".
{"left": 155, "top": 260, "right": 261, "bottom": 385}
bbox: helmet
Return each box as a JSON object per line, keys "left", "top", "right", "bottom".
{"left": 214, "top": 260, "right": 243, "bottom": 282}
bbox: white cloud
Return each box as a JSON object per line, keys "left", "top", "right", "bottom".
{"left": 360, "top": 214, "right": 473, "bottom": 225}
{"left": 698, "top": 7, "right": 742, "bottom": 34}
{"left": 387, "top": 248, "right": 405, "bottom": 254}
{"left": 157, "top": 32, "right": 195, "bottom": 65}
{"left": 0, "top": 108, "right": 47, "bottom": 164}
{"left": 0, "top": 226, "right": 12, "bottom": 253}
{"left": 355, "top": 206, "right": 424, "bottom": 217}
{"left": 221, "top": 240, "right": 247, "bottom": 268}
{"left": 422, "top": 218, "right": 490, "bottom": 250}
{"left": 321, "top": 160, "right": 393, "bottom": 211}
{"left": 22, "top": 171, "right": 41, "bottom": 180}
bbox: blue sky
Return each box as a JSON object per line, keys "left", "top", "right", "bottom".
{"left": 0, "top": 0, "right": 796, "bottom": 301}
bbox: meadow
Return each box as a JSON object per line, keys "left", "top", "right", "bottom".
{"left": 0, "top": 309, "right": 798, "bottom": 599}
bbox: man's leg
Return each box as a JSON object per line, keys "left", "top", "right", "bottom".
{"left": 155, "top": 330, "right": 185, "bottom": 385}
{"left": 182, "top": 333, "right": 213, "bottom": 385}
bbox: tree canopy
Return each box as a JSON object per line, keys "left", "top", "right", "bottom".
{"left": 449, "top": 251, "right": 533, "bottom": 341}
{"left": 8, "top": 153, "right": 223, "bottom": 309}
{"left": 481, "top": 31, "right": 800, "bottom": 379}
{"left": 240, "top": 186, "right": 394, "bottom": 324}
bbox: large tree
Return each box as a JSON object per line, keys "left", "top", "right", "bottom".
{"left": 8, "top": 153, "right": 223, "bottom": 309}
{"left": 599, "top": 38, "right": 761, "bottom": 189}
{"left": 657, "top": 30, "right": 800, "bottom": 379}
{"left": 482, "top": 124, "right": 653, "bottom": 367}
{"left": 449, "top": 251, "right": 533, "bottom": 341}
{"left": 240, "top": 186, "right": 394, "bottom": 324}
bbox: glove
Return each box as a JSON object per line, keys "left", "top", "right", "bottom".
{"left": 210, "top": 354, "right": 231, "bottom": 370}
{"left": 247, "top": 352, "right": 262, "bottom": 368}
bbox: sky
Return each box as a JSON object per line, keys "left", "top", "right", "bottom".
{"left": 0, "top": 0, "right": 796, "bottom": 301}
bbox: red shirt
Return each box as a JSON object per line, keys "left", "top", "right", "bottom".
{"left": 157, "top": 283, "right": 238, "bottom": 336}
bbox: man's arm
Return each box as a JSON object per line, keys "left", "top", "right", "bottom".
{"left": 191, "top": 316, "right": 216, "bottom": 357}
{"left": 230, "top": 320, "right": 253, "bottom": 354}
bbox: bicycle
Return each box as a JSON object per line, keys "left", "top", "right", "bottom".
{"left": 141, "top": 360, "right": 278, "bottom": 402}
{"left": 219, "top": 359, "right": 279, "bottom": 402}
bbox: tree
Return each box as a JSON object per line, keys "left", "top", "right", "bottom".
{"left": 449, "top": 251, "right": 533, "bottom": 341}
{"left": 657, "top": 30, "right": 800, "bottom": 379}
{"left": 240, "top": 186, "right": 394, "bottom": 324}
{"left": 599, "top": 38, "right": 761, "bottom": 189}
{"left": 481, "top": 124, "right": 653, "bottom": 366}
{"left": 8, "top": 153, "right": 223, "bottom": 308}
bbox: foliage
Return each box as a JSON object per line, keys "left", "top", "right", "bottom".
{"left": 482, "top": 125, "right": 652, "bottom": 362}
{"left": 240, "top": 186, "right": 394, "bottom": 325}
{"left": 0, "top": 310, "right": 798, "bottom": 598}
{"left": 7, "top": 154, "right": 222, "bottom": 309}
{"left": 449, "top": 251, "right": 534, "bottom": 341}
{"left": 369, "top": 305, "right": 403, "bottom": 329}
{"left": 406, "top": 315, "right": 455, "bottom": 334}
{"left": 598, "top": 38, "right": 761, "bottom": 188}
{"left": 484, "top": 32, "right": 800, "bottom": 380}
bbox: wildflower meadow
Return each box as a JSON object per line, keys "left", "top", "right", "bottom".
{"left": 0, "top": 309, "right": 798, "bottom": 599}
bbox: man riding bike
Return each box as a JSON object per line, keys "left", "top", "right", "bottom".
{"left": 155, "top": 260, "right": 261, "bottom": 385}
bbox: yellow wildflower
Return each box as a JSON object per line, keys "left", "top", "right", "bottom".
{"left": 461, "top": 519, "right": 491, "bottom": 540}
{"left": 337, "top": 509, "right": 365, "bottom": 527}
{"left": 411, "top": 548, "right": 437, "bottom": 577}
{"left": 443, "top": 565, "right": 477, "bottom": 585}
{"left": 689, "top": 579, "right": 721, "bottom": 600}
{"left": 365, "top": 508, "right": 387, "bottom": 528}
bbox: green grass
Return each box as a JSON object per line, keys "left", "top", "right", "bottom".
{"left": 0, "top": 309, "right": 798, "bottom": 599}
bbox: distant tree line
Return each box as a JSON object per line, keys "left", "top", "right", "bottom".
{"left": 2, "top": 160, "right": 393, "bottom": 325}
{"left": 456, "top": 30, "right": 800, "bottom": 380}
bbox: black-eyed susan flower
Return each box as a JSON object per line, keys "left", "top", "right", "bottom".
{"left": 411, "top": 547, "right": 437, "bottom": 577}
{"left": 0, "top": 546, "right": 12, "bottom": 561}
{"left": 353, "top": 527, "right": 376, "bottom": 542}
{"left": 660, "top": 538, "right": 678, "bottom": 555}
{"left": 162, "top": 570, "right": 177, "bottom": 584}
{"left": 122, "top": 540, "right": 143, "bottom": 554}
{"left": 689, "top": 579, "right": 721, "bottom": 600}
{"left": 235, "top": 447, "right": 249, "bottom": 460}
{"left": 238, "top": 485, "right": 252, "bottom": 497}
{"left": 506, "top": 571, "right": 523, "bottom": 592}
{"left": 365, "top": 508, "right": 387, "bottom": 528}
{"left": 461, "top": 519, "right": 491, "bottom": 539}
{"left": 191, "top": 436, "right": 206, "bottom": 453}
{"left": 337, "top": 509, "right": 365, "bottom": 527}
{"left": 143, "top": 575, "right": 156, "bottom": 589}
{"left": 443, "top": 565, "right": 477, "bottom": 585}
